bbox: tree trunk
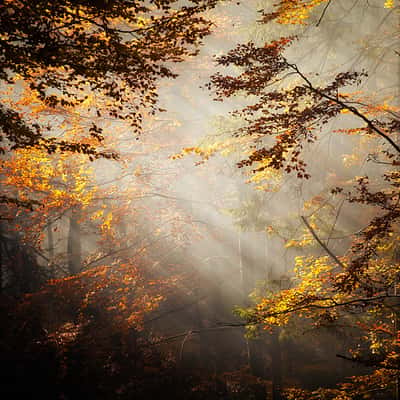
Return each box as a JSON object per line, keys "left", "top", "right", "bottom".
{"left": 393, "top": 247, "right": 400, "bottom": 400}
{"left": 67, "top": 208, "right": 82, "bottom": 275}
{"left": 270, "top": 328, "right": 283, "bottom": 400}
{"left": 239, "top": 230, "right": 267, "bottom": 400}
{"left": 47, "top": 222, "right": 55, "bottom": 260}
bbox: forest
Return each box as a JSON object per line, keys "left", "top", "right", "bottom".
{"left": 0, "top": 0, "right": 399, "bottom": 399}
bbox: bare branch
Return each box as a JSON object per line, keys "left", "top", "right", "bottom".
{"left": 301, "top": 215, "right": 347, "bottom": 270}
{"left": 288, "top": 63, "right": 400, "bottom": 155}
{"left": 316, "top": 0, "right": 332, "bottom": 27}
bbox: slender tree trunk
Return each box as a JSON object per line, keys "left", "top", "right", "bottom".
{"left": 0, "top": 238, "right": 3, "bottom": 295}
{"left": 238, "top": 230, "right": 251, "bottom": 363}
{"left": 265, "top": 235, "right": 283, "bottom": 399}
{"left": 210, "top": 262, "right": 228, "bottom": 397}
{"left": 271, "top": 328, "right": 283, "bottom": 400}
{"left": 67, "top": 208, "right": 82, "bottom": 275}
{"left": 0, "top": 226, "right": 5, "bottom": 294}
{"left": 47, "top": 222, "right": 55, "bottom": 260}
{"left": 393, "top": 248, "right": 400, "bottom": 400}
{"left": 238, "top": 231, "right": 245, "bottom": 303}
{"left": 238, "top": 230, "right": 267, "bottom": 400}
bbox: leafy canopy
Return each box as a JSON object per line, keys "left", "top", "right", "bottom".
{"left": 0, "top": 0, "right": 218, "bottom": 155}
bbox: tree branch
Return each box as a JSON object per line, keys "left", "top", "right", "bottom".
{"left": 301, "top": 215, "right": 347, "bottom": 270}
{"left": 288, "top": 63, "right": 400, "bottom": 155}
{"left": 316, "top": 0, "right": 332, "bottom": 26}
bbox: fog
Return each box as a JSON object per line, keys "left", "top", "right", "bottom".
{"left": 1, "top": 0, "right": 399, "bottom": 399}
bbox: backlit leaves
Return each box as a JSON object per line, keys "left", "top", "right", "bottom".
{"left": 0, "top": 0, "right": 218, "bottom": 154}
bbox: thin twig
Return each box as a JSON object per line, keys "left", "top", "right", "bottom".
{"left": 301, "top": 215, "right": 346, "bottom": 270}
{"left": 327, "top": 198, "right": 345, "bottom": 246}
{"left": 288, "top": 62, "right": 400, "bottom": 155}
{"left": 316, "top": 0, "right": 332, "bottom": 27}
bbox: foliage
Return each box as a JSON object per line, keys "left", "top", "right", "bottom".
{"left": 206, "top": 0, "right": 400, "bottom": 398}
{"left": 0, "top": 0, "right": 218, "bottom": 156}
{"left": 2, "top": 0, "right": 399, "bottom": 398}
{"left": 0, "top": 1, "right": 227, "bottom": 398}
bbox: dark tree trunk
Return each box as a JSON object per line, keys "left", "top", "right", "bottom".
{"left": 270, "top": 328, "right": 283, "bottom": 400}
{"left": 47, "top": 222, "right": 55, "bottom": 260}
{"left": 67, "top": 208, "right": 82, "bottom": 275}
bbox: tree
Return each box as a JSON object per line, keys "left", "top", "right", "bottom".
{"left": 200, "top": 0, "right": 399, "bottom": 397}
{"left": 0, "top": 124, "right": 210, "bottom": 398}
{"left": 0, "top": 0, "right": 218, "bottom": 159}
{"left": 0, "top": 2, "right": 229, "bottom": 398}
